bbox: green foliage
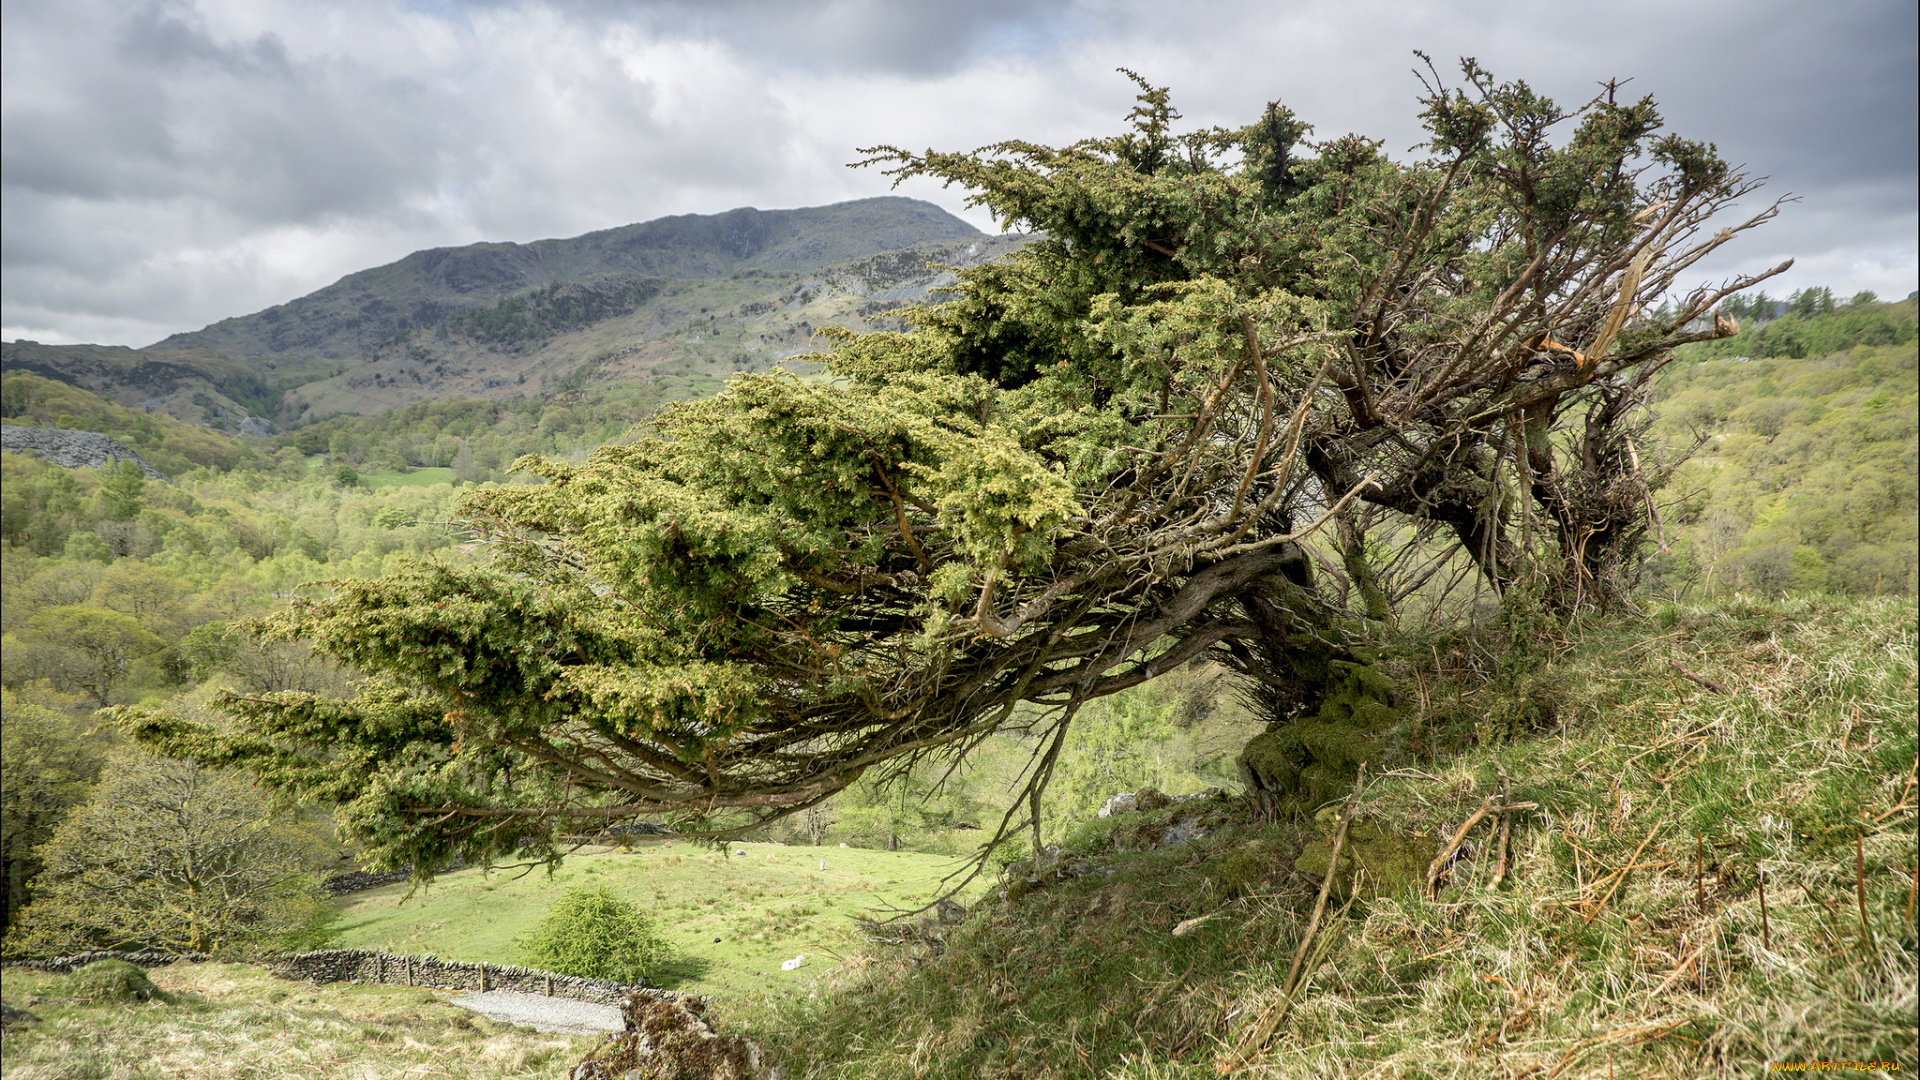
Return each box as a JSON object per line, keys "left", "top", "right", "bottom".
{"left": 1684, "top": 293, "right": 1916, "bottom": 361}
{"left": 125, "top": 63, "right": 1795, "bottom": 877}
{"left": 1648, "top": 339, "right": 1918, "bottom": 596}
{"left": 97, "top": 459, "right": 147, "bottom": 522}
{"left": 0, "top": 689, "right": 107, "bottom": 933}
{"left": 515, "top": 884, "right": 670, "bottom": 985}
{"left": 10, "top": 749, "right": 332, "bottom": 956}
{"left": 11, "top": 604, "right": 165, "bottom": 705}
{"left": 2, "top": 372, "right": 264, "bottom": 475}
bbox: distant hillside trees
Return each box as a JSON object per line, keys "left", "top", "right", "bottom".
{"left": 1650, "top": 331, "right": 1917, "bottom": 596}
{"left": 1688, "top": 292, "right": 1914, "bottom": 360}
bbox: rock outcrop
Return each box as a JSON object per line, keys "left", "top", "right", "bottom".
{"left": 1, "top": 426, "right": 169, "bottom": 480}
{"left": 573, "top": 993, "right": 782, "bottom": 1080}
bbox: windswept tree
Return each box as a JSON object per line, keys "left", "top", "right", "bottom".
{"left": 126, "top": 62, "right": 1786, "bottom": 874}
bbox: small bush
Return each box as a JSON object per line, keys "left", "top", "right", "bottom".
{"left": 516, "top": 885, "right": 669, "bottom": 985}
{"left": 65, "top": 960, "right": 173, "bottom": 1004}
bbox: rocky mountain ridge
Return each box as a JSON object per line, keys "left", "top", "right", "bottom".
{"left": 3, "top": 197, "right": 1012, "bottom": 430}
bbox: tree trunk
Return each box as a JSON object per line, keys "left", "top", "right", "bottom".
{"left": 1221, "top": 578, "right": 1403, "bottom": 819}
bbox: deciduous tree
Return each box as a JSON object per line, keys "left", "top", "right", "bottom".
{"left": 11, "top": 749, "right": 331, "bottom": 955}
{"left": 0, "top": 690, "right": 106, "bottom": 932}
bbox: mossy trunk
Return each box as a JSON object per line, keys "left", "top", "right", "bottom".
{"left": 1236, "top": 655, "right": 1402, "bottom": 818}
{"left": 1336, "top": 511, "right": 1392, "bottom": 624}
{"left": 1222, "top": 573, "right": 1404, "bottom": 818}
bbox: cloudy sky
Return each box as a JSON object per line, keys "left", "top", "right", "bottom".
{"left": 3, "top": 0, "right": 1914, "bottom": 347}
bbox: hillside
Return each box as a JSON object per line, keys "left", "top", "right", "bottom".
{"left": 0, "top": 197, "right": 1010, "bottom": 429}
{"left": 2, "top": 293, "right": 1913, "bottom": 1077}
{"left": 732, "top": 594, "right": 1916, "bottom": 1077}
{"left": 11, "top": 595, "right": 1902, "bottom": 1079}
{"left": 273, "top": 232, "right": 1022, "bottom": 425}
{"left": 148, "top": 197, "right": 983, "bottom": 363}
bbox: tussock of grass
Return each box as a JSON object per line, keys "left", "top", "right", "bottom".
{"left": 0, "top": 961, "right": 590, "bottom": 1079}
{"left": 742, "top": 595, "right": 1919, "bottom": 1078}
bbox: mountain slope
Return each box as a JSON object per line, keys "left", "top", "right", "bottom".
{"left": 147, "top": 197, "right": 982, "bottom": 363}
{"left": 2, "top": 197, "right": 1000, "bottom": 428}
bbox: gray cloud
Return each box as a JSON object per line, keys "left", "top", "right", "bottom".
{"left": 482, "top": 0, "right": 1080, "bottom": 75}
{"left": 3, "top": 0, "right": 1913, "bottom": 346}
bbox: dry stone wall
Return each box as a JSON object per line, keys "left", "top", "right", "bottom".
{"left": 6, "top": 948, "right": 698, "bottom": 1011}
{"left": 271, "top": 949, "right": 702, "bottom": 1008}
{"left": 5, "top": 949, "right": 210, "bottom": 973}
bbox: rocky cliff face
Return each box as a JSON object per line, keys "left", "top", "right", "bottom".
{"left": 1, "top": 426, "right": 169, "bottom": 480}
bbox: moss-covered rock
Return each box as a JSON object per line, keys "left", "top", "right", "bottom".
{"left": 64, "top": 960, "right": 174, "bottom": 1004}
{"left": 1209, "top": 840, "right": 1281, "bottom": 899}
{"left": 1294, "top": 813, "right": 1435, "bottom": 900}
{"left": 1237, "top": 657, "right": 1406, "bottom": 817}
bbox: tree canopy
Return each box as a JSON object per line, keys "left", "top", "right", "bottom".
{"left": 126, "top": 62, "right": 1786, "bottom": 875}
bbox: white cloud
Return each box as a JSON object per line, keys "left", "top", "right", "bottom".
{"left": 3, "top": 0, "right": 1913, "bottom": 345}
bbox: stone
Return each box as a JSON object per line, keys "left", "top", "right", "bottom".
{"left": 1293, "top": 814, "right": 1435, "bottom": 900}
{"left": 572, "top": 993, "right": 782, "bottom": 1080}
{"left": 1, "top": 426, "right": 169, "bottom": 480}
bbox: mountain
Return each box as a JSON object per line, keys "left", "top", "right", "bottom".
{"left": 148, "top": 197, "right": 983, "bottom": 363}
{"left": 2, "top": 197, "right": 1012, "bottom": 429}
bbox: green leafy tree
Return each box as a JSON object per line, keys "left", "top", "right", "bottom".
{"left": 11, "top": 749, "right": 331, "bottom": 955}
{"left": 14, "top": 605, "right": 164, "bottom": 706}
{"left": 96, "top": 460, "right": 147, "bottom": 523}
{"left": 1, "top": 690, "right": 107, "bottom": 932}
{"left": 128, "top": 63, "right": 1786, "bottom": 871}
{"left": 516, "top": 885, "right": 669, "bottom": 984}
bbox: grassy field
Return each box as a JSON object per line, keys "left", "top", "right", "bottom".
{"left": 359, "top": 466, "right": 456, "bottom": 489}
{"left": 0, "top": 961, "right": 593, "bottom": 1079}
{"left": 325, "top": 840, "right": 980, "bottom": 1000}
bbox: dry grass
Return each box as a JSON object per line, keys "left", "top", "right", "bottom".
{"left": 741, "top": 594, "right": 1918, "bottom": 1078}
{"left": 0, "top": 961, "right": 593, "bottom": 1079}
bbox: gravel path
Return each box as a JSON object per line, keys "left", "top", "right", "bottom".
{"left": 438, "top": 990, "right": 625, "bottom": 1036}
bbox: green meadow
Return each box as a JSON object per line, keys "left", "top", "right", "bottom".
{"left": 325, "top": 840, "right": 980, "bottom": 999}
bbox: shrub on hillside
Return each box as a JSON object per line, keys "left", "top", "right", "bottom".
{"left": 516, "top": 885, "right": 668, "bottom": 985}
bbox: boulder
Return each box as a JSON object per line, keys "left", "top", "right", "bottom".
{"left": 1293, "top": 812, "right": 1435, "bottom": 900}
